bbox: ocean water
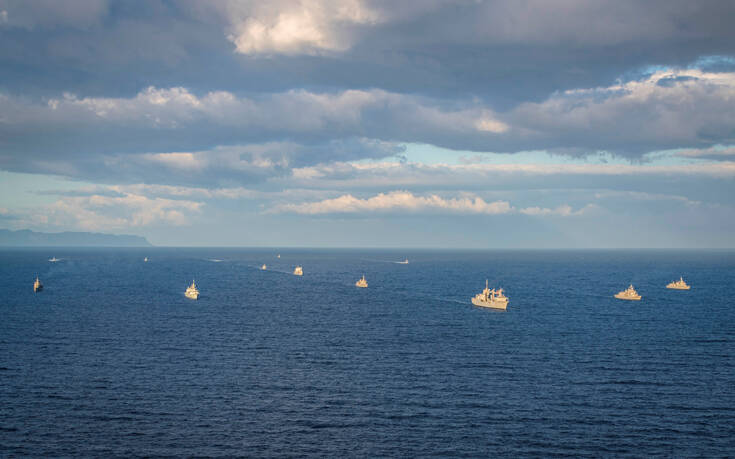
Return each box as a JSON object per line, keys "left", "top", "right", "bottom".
{"left": 1, "top": 248, "right": 734, "bottom": 457}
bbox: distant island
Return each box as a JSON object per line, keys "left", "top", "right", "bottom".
{"left": 0, "top": 229, "right": 152, "bottom": 247}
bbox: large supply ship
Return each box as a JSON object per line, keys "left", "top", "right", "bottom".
{"left": 471, "top": 280, "right": 508, "bottom": 310}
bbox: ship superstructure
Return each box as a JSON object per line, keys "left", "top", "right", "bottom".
{"left": 355, "top": 275, "right": 368, "bottom": 288}
{"left": 185, "top": 280, "right": 199, "bottom": 300}
{"left": 471, "top": 280, "right": 508, "bottom": 310}
{"left": 614, "top": 284, "right": 641, "bottom": 300}
{"left": 666, "top": 277, "right": 690, "bottom": 290}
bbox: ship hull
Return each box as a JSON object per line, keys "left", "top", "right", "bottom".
{"left": 666, "top": 285, "right": 690, "bottom": 290}
{"left": 471, "top": 298, "right": 508, "bottom": 310}
{"left": 614, "top": 294, "right": 641, "bottom": 300}
{"left": 185, "top": 292, "right": 199, "bottom": 300}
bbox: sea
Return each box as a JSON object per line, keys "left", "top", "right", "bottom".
{"left": 1, "top": 248, "right": 734, "bottom": 457}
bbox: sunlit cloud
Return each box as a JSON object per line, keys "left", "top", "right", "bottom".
{"left": 270, "top": 190, "right": 593, "bottom": 217}
{"left": 10, "top": 192, "right": 204, "bottom": 232}
{"left": 223, "top": 0, "right": 381, "bottom": 55}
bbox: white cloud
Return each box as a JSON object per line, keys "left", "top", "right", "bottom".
{"left": 282, "top": 159, "right": 735, "bottom": 191}
{"left": 1, "top": 86, "right": 505, "bottom": 167}
{"left": 222, "top": 0, "right": 381, "bottom": 55}
{"left": 474, "top": 116, "right": 509, "bottom": 133}
{"left": 510, "top": 69, "right": 735, "bottom": 152}
{"left": 270, "top": 190, "right": 591, "bottom": 217}
{"left": 519, "top": 204, "right": 598, "bottom": 216}
{"left": 5, "top": 67, "right": 735, "bottom": 168}
{"left": 272, "top": 191, "right": 511, "bottom": 215}
{"left": 25, "top": 192, "right": 204, "bottom": 232}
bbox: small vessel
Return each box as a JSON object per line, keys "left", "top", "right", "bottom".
{"left": 144, "top": 257, "right": 148, "bottom": 262}
{"left": 277, "top": 254, "right": 281, "bottom": 258}
{"left": 666, "top": 276, "right": 690, "bottom": 290}
{"left": 293, "top": 266, "right": 303, "bottom": 276}
{"left": 614, "top": 284, "right": 641, "bottom": 301}
{"left": 261, "top": 264, "right": 267, "bottom": 270}
{"left": 397, "top": 258, "right": 409, "bottom": 264}
{"left": 49, "top": 257, "right": 59, "bottom": 262}
{"left": 471, "top": 280, "right": 508, "bottom": 310}
{"left": 185, "top": 280, "right": 199, "bottom": 300}
{"left": 33, "top": 277, "right": 43, "bottom": 292}
{"left": 355, "top": 275, "right": 368, "bottom": 288}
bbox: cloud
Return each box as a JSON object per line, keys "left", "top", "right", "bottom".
{"left": 0, "top": 86, "right": 504, "bottom": 172}
{"left": 0, "top": 0, "right": 109, "bottom": 29}
{"left": 507, "top": 69, "right": 735, "bottom": 155}
{"left": 222, "top": 0, "right": 381, "bottom": 55}
{"left": 3, "top": 68, "right": 735, "bottom": 181}
{"left": 3, "top": 1, "right": 735, "bottom": 107}
{"left": 283, "top": 159, "right": 735, "bottom": 192}
{"left": 0, "top": 138, "right": 405, "bottom": 188}
{"left": 593, "top": 190, "right": 701, "bottom": 204}
{"left": 677, "top": 145, "right": 735, "bottom": 161}
{"left": 270, "top": 190, "right": 592, "bottom": 216}
{"left": 518, "top": 204, "right": 596, "bottom": 216}
{"left": 219, "top": 0, "right": 735, "bottom": 56}
{"left": 10, "top": 191, "right": 203, "bottom": 232}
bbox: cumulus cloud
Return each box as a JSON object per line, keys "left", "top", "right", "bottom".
{"left": 270, "top": 190, "right": 591, "bottom": 216}
{"left": 3, "top": 68, "right": 735, "bottom": 177}
{"left": 215, "top": 0, "right": 735, "bottom": 56}
{"left": 0, "top": 86, "right": 503, "bottom": 170}
{"left": 10, "top": 192, "right": 204, "bottom": 232}
{"left": 221, "top": 0, "right": 381, "bottom": 55}
{"left": 508, "top": 69, "right": 735, "bottom": 154}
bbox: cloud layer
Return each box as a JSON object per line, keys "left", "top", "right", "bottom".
{"left": 3, "top": 68, "right": 735, "bottom": 186}
{"left": 271, "top": 190, "right": 593, "bottom": 217}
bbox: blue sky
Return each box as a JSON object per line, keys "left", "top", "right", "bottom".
{"left": 1, "top": 0, "right": 734, "bottom": 247}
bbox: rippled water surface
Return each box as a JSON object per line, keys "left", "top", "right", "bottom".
{"left": 1, "top": 248, "right": 734, "bottom": 456}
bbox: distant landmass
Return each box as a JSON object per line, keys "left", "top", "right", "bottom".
{"left": 0, "top": 229, "right": 152, "bottom": 247}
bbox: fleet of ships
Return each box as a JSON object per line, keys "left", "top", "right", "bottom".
{"left": 32, "top": 255, "right": 691, "bottom": 308}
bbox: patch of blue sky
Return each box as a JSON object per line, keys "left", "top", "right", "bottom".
{"left": 627, "top": 55, "right": 735, "bottom": 82}
{"left": 689, "top": 55, "right": 735, "bottom": 71}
